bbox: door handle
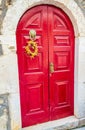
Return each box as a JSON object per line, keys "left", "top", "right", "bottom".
{"left": 50, "top": 62, "right": 54, "bottom": 73}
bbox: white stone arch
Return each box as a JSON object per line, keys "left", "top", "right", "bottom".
{"left": 1, "top": 0, "right": 80, "bottom": 36}
{"left": 1, "top": 0, "right": 85, "bottom": 130}
{"left": 1, "top": 0, "right": 85, "bottom": 36}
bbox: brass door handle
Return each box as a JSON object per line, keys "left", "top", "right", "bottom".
{"left": 50, "top": 62, "right": 54, "bottom": 73}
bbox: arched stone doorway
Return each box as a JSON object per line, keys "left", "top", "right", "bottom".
{"left": 16, "top": 5, "right": 75, "bottom": 127}
{"left": 1, "top": 0, "right": 85, "bottom": 129}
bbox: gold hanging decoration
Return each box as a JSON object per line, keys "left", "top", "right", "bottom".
{"left": 25, "top": 40, "right": 38, "bottom": 58}
{"left": 25, "top": 29, "right": 38, "bottom": 58}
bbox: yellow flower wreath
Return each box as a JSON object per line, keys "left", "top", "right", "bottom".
{"left": 25, "top": 40, "right": 38, "bottom": 58}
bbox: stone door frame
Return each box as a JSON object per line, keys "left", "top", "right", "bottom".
{"left": 1, "top": 0, "right": 85, "bottom": 129}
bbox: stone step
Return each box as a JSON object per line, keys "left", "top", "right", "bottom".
{"left": 73, "top": 127, "right": 85, "bottom": 130}
{"left": 23, "top": 116, "right": 85, "bottom": 130}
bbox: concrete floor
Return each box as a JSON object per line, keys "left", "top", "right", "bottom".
{"left": 73, "top": 127, "right": 85, "bottom": 130}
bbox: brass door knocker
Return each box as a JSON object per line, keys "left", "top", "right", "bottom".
{"left": 29, "top": 29, "right": 36, "bottom": 41}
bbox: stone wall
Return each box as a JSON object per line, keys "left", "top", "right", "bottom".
{"left": 74, "top": 0, "right": 85, "bottom": 16}
{"left": 0, "top": 94, "right": 10, "bottom": 130}
{"left": 0, "top": 0, "right": 12, "bottom": 34}
{"left": 0, "top": 0, "right": 85, "bottom": 130}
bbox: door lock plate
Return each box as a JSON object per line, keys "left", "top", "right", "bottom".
{"left": 50, "top": 62, "right": 54, "bottom": 73}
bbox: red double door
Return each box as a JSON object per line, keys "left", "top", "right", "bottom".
{"left": 16, "top": 5, "right": 74, "bottom": 127}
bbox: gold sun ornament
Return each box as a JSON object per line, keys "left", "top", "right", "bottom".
{"left": 25, "top": 40, "right": 38, "bottom": 58}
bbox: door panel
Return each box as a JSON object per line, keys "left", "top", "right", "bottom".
{"left": 48, "top": 7, "right": 74, "bottom": 119}
{"left": 48, "top": 6, "right": 74, "bottom": 120}
{"left": 17, "top": 6, "right": 49, "bottom": 127}
{"left": 16, "top": 5, "right": 74, "bottom": 127}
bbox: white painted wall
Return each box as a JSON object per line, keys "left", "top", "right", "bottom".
{"left": 0, "top": 0, "right": 85, "bottom": 130}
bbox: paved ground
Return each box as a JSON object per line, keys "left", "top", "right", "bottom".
{"left": 73, "top": 127, "right": 85, "bottom": 130}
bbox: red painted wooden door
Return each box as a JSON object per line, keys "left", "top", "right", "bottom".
{"left": 16, "top": 5, "right": 74, "bottom": 127}
{"left": 48, "top": 7, "right": 74, "bottom": 120}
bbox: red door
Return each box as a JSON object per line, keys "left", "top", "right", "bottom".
{"left": 16, "top": 5, "right": 74, "bottom": 127}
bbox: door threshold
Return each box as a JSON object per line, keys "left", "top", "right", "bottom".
{"left": 22, "top": 116, "right": 85, "bottom": 130}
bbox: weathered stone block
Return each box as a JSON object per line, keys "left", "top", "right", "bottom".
{"left": 0, "top": 98, "right": 4, "bottom": 104}
{"left": 79, "top": 118, "right": 85, "bottom": 127}
{"left": 0, "top": 94, "right": 10, "bottom": 130}
{"left": 74, "top": 0, "right": 85, "bottom": 16}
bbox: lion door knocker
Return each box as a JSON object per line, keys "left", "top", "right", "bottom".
{"left": 25, "top": 29, "right": 38, "bottom": 58}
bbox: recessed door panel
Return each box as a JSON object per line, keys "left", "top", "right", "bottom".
{"left": 54, "top": 51, "right": 70, "bottom": 70}
{"left": 54, "top": 36, "right": 70, "bottom": 46}
{"left": 54, "top": 81, "right": 70, "bottom": 106}
{"left": 16, "top": 5, "right": 74, "bottom": 127}
{"left": 25, "top": 83, "right": 44, "bottom": 112}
